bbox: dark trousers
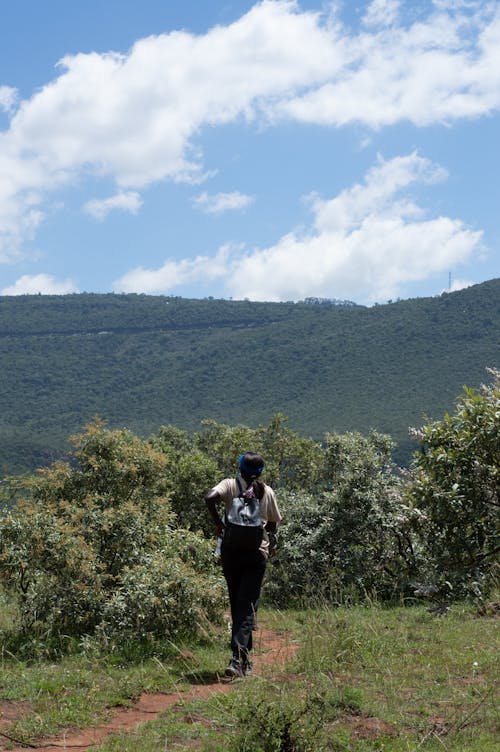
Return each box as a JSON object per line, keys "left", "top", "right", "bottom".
{"left": 221, "top": 545, "right": 267, "bottom": 662}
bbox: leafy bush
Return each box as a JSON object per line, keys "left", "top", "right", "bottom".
{"left": 151, "top": 414, "right": 324, "bottom": 534}
{"left": 406, "top": 368, "right": 500, "bottom": 600}
{"left": 193, "top": 413, "right": 324, "bottom": 493}
{"left": 266, "top": 432, "right": 415, "bottom": 605}
{"left": 99, "top": 540, "right": 223, "bottom": 642}
{"left": 0, "top": 419, "right": 225, "bottom": 643}
{"left": 150, "top": 428, "right": 219, "bottom": 535}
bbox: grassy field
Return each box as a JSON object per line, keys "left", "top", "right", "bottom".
{"left": 0, "top": 597, "right": 498, "bottom": 751}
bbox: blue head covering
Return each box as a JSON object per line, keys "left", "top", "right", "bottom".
{"left": 239, "top": 453, "right": 265, "bottom": 478}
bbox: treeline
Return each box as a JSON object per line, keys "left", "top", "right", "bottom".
{"left": 0, "top": 279, "right": 499, "bottom": 473}
{"left": 0, "top": 370, "right": 498, "bottom": 651}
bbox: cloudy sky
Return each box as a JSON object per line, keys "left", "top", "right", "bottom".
{"left": 1, "top": 0, "right": 499, "bottom": 304}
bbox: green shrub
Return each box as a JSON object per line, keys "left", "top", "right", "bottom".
{"left": 150, "top": 428, "right": 220, "bottom": 535}
{"left": 99, "top": 542, "right": 224, "bottom": 642}
{"left": 266, "top": 432, "right": 416, "bottom": 605}
{"left": 229, "top": 679, "right": 346, "bottom": 752}
{"left": 192, "top": 413, "right": 323, "bottom": 493}
{"left": 0, "top": 419, "right": 225, "bottom": 644}
{"left": 406, "top": 368, "right": 500, "bottom": 600}
{"left": 151, "top": 414, "right": 323, "bottom": 535}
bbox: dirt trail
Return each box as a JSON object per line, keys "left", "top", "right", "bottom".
{"left": 0, "top": 627, "right": 299, "bottom": 752}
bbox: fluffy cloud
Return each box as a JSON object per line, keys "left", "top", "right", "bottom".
{"left": 114, "top": 244, "right": 233, "bottom": 294}
{"left": 279, "top": 5, "right": 500, "bottom": 127}
{"left": 0, "top": 86, "right": 18, "bottom": 113}
{"left": 362, "top": 0, "right": 401, "bottom": 28}
{"left": 193, "top": 191, "right": 254, "bottom": 215}
{"left": 114, "top": 152, "right": 483, "bottom": 303}
{"left": 83, "top": 191, "right": 143, "bottom": 220}
{"left": 0, "top": 0, "right": 498, "bottom": 263}
{"left": 1, "top": 274, "right": 78, "bottom": 295}
{"left": 231, "top": 153, "right": 482, "bottom": 302}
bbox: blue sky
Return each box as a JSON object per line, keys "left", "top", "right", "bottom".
{"left": 0, "top": 0, "right": 499, "bottom": 304}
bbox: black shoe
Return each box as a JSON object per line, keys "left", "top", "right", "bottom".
{"left": 225, "top": 657, "right": 244, "bottom": 678}
{"left": 242, "top": 659, "right": 253, "bottom": 676}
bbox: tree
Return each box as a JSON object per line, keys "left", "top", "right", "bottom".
{"left": 407, "top": 368, "right": 500, "bottom": 599}
{"left": 148, "top": 415, "right": 324, "bottom": 536}
{"left": 193, "top": 414, "right": 323, "bottom": 493}
{"left": 259, "top": 414, "right": 323, "bottom": 492}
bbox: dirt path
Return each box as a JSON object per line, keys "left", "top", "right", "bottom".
{"left": 0, "top": 627, "right": 299, "bottom": 752}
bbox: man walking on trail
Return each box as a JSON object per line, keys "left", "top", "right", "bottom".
{"left": 204, "top": 451, "right": 282, "bottom": 678}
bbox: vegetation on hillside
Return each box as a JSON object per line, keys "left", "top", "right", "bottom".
{"left": 0, "top": 370, "right": 498, "bottom": 657}
{"left": 0, "top": 371, "right": 498, "bottom": 750}
{"left": 1, "top": 278, "right": 499, "bottom": 472}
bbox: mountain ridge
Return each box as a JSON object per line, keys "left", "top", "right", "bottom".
{"left": 1, "top": 279, "right": 498, "bottom": 473}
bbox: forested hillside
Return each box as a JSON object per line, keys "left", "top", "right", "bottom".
{"left": 0, "top": 279, "right": 498, "bottom": 472}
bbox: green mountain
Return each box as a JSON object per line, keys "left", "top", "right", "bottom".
{"left": 1, "top": 279, "right": 499, "bottom": 473}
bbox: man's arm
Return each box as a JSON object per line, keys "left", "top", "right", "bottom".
{"left": 204, "top": 489, "right": 224, "bottom": 537}
{"left": 266, "top": 520, "right": 278, "bottom": 555}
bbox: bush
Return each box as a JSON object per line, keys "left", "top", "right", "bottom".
{"left": 151, "top": 414, "right": 324, "bottom": 534}
{"left": 99, "top": 538, "right": 224, "bottom": 642}
{"left": 266, "top": 432, "right": 415, "bottom": 605}
{"left": 191, "top": 413, "right": 323, "bottom": 493}
{"left": 229, "top": 678, "right": 345, "bottom": 752}
{"left": 406, "top": 368, "right": 500, "bottom": 601}
{"left": 150, "top": 427, "right": 220, "bottom": 535}
{"left": 0, "top": 419, "right": 225, "bottom": 643}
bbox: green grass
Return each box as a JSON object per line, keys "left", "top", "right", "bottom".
{"left": 291, "top": 604, "right": 499, "bottom": 750}
{"left": 0, "top": 648, "right": 227, "bottom": 743}
{"left": 93, "top": 604, "right": 500, "bottom": 752}
{"left": 0, "top": 604, "right": 498, "bottom": 751}
{"left": 0, "top": 591, "right": 229, "bottom": 747}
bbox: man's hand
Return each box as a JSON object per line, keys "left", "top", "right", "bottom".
{"left": 268, "top": 530, "right": 278, "bottom": 557}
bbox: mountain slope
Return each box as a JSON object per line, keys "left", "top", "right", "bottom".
{"left": 1, "top": 279, "right": 498, "bottom": 472}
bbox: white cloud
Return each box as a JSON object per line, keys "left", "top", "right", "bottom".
{"left": 432, "top": 1, "right": 481, "bottom": 10}
{"left": 0, "top": 0, "right": 498, "bottom": 262}
{"left": 280, "top": 5, "right": 500, "bottom": 127}
{"left": 362, "top": 0, "right": 401, "bottom": 28}
{"left": 114, "top": 244, "right": 234, "bottom": 294}
{"left": 114, "top": 152, "right": 483, "bottom": 304}
{"left": 1, "top": 274, "right": 78, "bottom": 295}
{"left": 443, "top": 277, "right": 474, "bottom": 293}
{"left": 231, "top": 153, "right": 482, "bottom": 302}
{"left": 193, "top": 191, "right": 254, "bottom": 215}
{"left": 0, "top": 86, "right": 18, "bottom": 113}
{"left": 83, "top": 191, "right": 143, "bottom": 220}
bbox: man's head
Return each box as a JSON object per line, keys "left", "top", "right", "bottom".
{"left": 239, "top": 451, "right": 265, "bottom": 480}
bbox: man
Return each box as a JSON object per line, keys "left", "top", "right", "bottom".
{"left": 205, "top": 451, "right": 282, "bottom": 678}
